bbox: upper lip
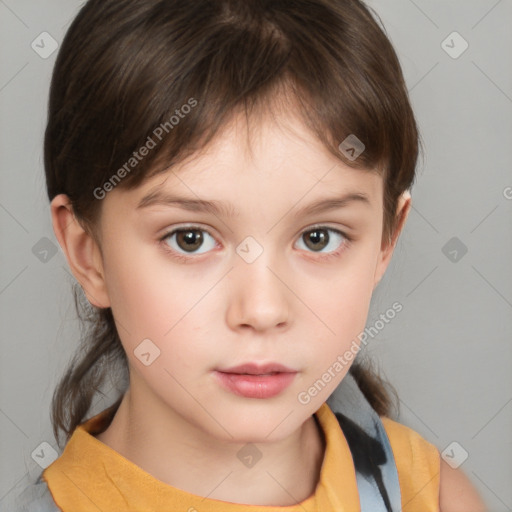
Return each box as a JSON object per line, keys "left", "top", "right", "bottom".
{"left": 216, "top": 363, "right": 297, "bottom": 375}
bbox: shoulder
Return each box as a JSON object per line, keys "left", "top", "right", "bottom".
{"left": 380, "top": 417, "right": 487, "bottom": 512}
{"left": 438, "top": 457, "right": 487, "bottom": 512}
{"left": 380, "top": 416, "right": 440, "bottom": 510}
{"left": 380, "top": 416, "right": 440, "bottom": 478}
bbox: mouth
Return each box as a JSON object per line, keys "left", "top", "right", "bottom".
{"left": 216, "top": 362, "right": 297, "bottom": 375}
{"left": 214, "top": 362, "right": 298, "bottom": 399}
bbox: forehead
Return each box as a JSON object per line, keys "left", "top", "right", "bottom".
{"left": 109, "top": 107, "right": 383, "bottom": 213}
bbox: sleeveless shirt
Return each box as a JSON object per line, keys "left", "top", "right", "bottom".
{"left": 11, "top": 374, "right": 440, "bottom": 511}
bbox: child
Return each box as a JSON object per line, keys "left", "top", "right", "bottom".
{"left": 15, "top": 0, "right": 487, "bottom": 510}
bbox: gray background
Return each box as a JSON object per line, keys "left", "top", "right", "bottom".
{"left": 1, "top": 0, "right": 511, "bottom": 510}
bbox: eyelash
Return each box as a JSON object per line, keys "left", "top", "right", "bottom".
{"left": 158, "top": 224, "right": 353, "bottom": 264}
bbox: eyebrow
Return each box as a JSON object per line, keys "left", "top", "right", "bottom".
{"left": 136, "top": 190, "right": 371, "bottom": 217}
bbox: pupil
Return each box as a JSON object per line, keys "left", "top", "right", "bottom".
{"left": 177, "top": 230, "right": 203, "bottom": 252}
{"left": 306, "top": 229, "right": 328, "bottom": 251}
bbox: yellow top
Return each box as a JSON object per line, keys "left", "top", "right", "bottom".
{"left": 42, "top": 402, "right": 440, "bottom": 511}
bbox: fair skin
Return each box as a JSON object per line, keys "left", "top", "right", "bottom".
{"left": 51, "top": 107, "right": 486, "bottom": 510}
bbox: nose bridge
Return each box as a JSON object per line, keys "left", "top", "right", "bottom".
{"left": 237, "top": 237, "right": 282, "bottom": 298}
{"left": 228, "top": 237, "right": 290, "bottom": 330}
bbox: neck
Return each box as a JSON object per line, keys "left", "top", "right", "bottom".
{"left": 95, "top": 386, "right": 326, "bottom": 506}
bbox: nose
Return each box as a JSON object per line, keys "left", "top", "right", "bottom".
{"left": 225, "top": 254, "right": 290, "bottom": 333}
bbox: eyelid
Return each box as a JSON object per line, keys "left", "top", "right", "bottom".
{"left": 300, "top": 222, "right": 352, "bottom": 238}
{"left": 159, "top": 222, "right": 217, "bottom": 239}
{"left": 159, "top": 223, "right": 218, "bottom": 246}
{"left": 159, "top": 223, "right": 352, "bottom": 243}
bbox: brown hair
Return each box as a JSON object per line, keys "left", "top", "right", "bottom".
{"left": 45, "top": 0, "right": 420, "bottom": 448}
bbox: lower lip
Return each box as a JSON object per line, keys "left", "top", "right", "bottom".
{"left": 214, "top": 371, "right": 297, "bottom": 399}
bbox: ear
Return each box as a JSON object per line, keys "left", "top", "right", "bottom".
{"left": 50, "top": 194, "right": 110, "bottom": 308}
{"left": 373, "top": 190, "right": 412, "bottom": 289}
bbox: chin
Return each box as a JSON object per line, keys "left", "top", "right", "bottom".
{"left": 208, "top": 403, "right": 308, "bottom": 444}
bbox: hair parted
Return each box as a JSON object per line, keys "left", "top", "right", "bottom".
{"left": 45, "top": 0, "right": 420, "bottom": 448}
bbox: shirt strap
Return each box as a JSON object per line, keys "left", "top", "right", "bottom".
{"left": 327, "top": 371, "right": 402, "bottom": 512}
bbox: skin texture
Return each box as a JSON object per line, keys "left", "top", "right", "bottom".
{"left": 50, "top": 108, "right": 485, "bottom": 509}
{"left": 439, "top": 458, "right": 487, "bottom": 512}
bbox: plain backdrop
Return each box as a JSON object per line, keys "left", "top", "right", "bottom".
{"left": 1, "top": 1, "right": 511, "bottom": 510}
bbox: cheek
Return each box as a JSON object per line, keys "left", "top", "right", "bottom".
{"left": 302, "top": 251, "right": 377, "bottom": 361}
{"left": 101, "top": 241, "right": 215, "bottom": 372}
{"left": 318, "top": 283, "right": 372, "bottom": 351}
{"left": 103, "top": 254, "right": 167, "bottom": 333}
{"left": 101, "top": 241, "right": 175, "bottom": 338}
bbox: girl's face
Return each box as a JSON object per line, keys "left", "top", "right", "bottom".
{"left": 90, "top": 110, "right": 403, "bottom": 442}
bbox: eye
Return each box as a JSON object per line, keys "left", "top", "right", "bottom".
{"left": 159, "top": 224, "right": 351, "bottom": 262}
{"left": 161, "top": 226, "right": 217, "bottom": 256}
{"left": 295, "top": 226, "right": 349, "bottom": 256}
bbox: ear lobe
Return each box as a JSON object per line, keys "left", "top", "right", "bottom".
{"left": 50, "top": 194, "right": 110, "bottom": 308}
{"left": 373, "top": 190, "right": 412, "bottom": 289}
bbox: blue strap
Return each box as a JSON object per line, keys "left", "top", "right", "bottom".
{"left": 327, "top": 372, "right": 402, "bottom": 512}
